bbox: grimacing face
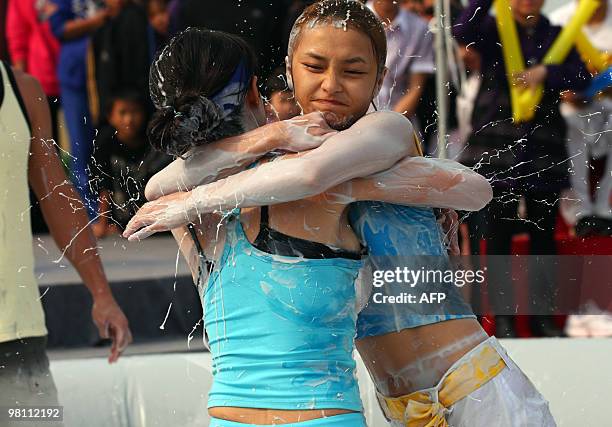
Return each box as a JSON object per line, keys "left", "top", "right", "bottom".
{"left": 290, "top": 25, "right": 384, "bottom": 130}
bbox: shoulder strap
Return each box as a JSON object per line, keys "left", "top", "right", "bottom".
{"left": 413, "top": 131, "right": 424, "bottom": 157}
{"left": 187, "top": 223, "right": 205, "bottom": 255}
{"left": 187, "top": 223, "right": 213, "bottom": 284}
{"left": 252, "top": 205, "right": 271, "bottom": 245}
{"left": 259, "top": 205, "right": 269, "bottom": 229}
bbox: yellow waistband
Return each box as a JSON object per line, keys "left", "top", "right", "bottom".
{"left": 377, "top": 340, "right": 507, "bottom": 427}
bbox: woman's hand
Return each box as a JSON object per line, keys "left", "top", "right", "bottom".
{"left": 276, "top": 112, "right": 337, "bottom": 152}
{"left": 437, "top": 208, "right": 460, "bottom": 256}
{"left": 123, "top": 192, "right": 193, "bottom": 241}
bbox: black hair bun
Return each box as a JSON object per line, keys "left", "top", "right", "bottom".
{"left": 148, "top": 94, "right": 224, "bottom": 157}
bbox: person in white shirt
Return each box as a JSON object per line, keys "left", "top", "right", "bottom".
{"left": 0, "top": 62, "right": 132, "bottom": 418}
{"left": 368, "top": 0, "right": 434, "bottom": 129}
{"left": 549, "top": 0, "right": 612, "bottom": 338}
{"left": 549, "top": 0, "right": 612, "bottom": 236}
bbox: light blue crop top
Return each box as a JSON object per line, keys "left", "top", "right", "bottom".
{"left": 195, "top": 213, "right": 364, "bottom": 411}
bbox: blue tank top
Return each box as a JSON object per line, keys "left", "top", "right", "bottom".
{"left": 348, "top": 202, "right": 446, "bottom": 257}
{"left": 200, "top": 213, "right": 364, "bottom": 411}
{"left": 349, "top": 202, "right": 474, "bottom": 338}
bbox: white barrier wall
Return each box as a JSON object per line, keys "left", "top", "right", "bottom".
{"left": 50, "top": 338, "right": 611, "bottom": 426}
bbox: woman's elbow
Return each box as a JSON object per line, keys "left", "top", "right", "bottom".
{"left": 144, "top": 177, "right": 163, "bottom": 201}
{"left": 387, "top": 112, "right": 417, "bottom": 157}
{"left": 301, "top": 167, "right": 329, "bottom": 196}
{"left": 145, "top": 161, "right": 186, "bottom": 201}
{"left": 465, "top": 174, "right": 493, "bottom": 211}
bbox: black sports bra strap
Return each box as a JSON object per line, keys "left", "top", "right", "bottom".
{"left": 259, "top": 205, "right": 269, "bottom": 229}
{"left": 187, "top": 223, "right": 214, "bottom": 284}
{"left": 187, "top": 223, "right": 205, "bottom": 255}
{"left": 251, "top": 205, "right": 362, "bottom": 260}
{"left": 253, "top": 206, "right": 270, "bottom": 244}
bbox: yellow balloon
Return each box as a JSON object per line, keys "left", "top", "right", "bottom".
{"left": 576, "top": 31, "right": 609, "bottom": 73}
{"left": 520, "top": 0, "right": 599, "bottom": 118}
{"left": 493, "top": 0, "right": 525, "bottom": 75}
{"left": 543, "top": 0, "right": 600, "bottom": 64}
{"left": 518, "top": 87, "right": 543, "bottom": 121}
{"left": 494, "top": 0, "right": 526, "bottom": 121}
{"left": 495, "top": 0, "right": 600, "bottom": 122}
{"left": 510, "top": 87, "right": 524, "bottom": 122}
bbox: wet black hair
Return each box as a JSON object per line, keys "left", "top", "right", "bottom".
{"left": 289, "top": 0, "right": 387, "bottom": 79}
{"left": 147, "top": 27, "right": 258, "bottom": 157}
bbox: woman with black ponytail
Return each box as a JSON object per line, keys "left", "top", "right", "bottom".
{"left": 126, "top": 10, "right": 496, "bottom": 425}
{"left": 147, "top": 28, "right": 262, "bottom": 157}
{"left": 138, "top": 27, "right": 371, "bottom": 427}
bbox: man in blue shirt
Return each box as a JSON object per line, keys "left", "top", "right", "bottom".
{"left": 49, "top": 0, "right": 116, "bottom": 217}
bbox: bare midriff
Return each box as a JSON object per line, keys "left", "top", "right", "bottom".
{"left": 208, "top": 407, "right": 356, "bottom": 424}
{"left": 356, "top": 318, "right": 487, "bottom": 397}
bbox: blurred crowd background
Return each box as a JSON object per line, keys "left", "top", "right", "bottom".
{"left": 0, "top": 0, "right": 610, "bottom": 338}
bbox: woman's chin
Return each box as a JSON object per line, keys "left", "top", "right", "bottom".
{"left": 322, "top": 112, "right": 357, "bottom": 131}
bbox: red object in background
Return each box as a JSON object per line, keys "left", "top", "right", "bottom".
{"left": 478, "top": 216, "right": 612, "bottom": 337}
{"left": 479, "top": 142, "right": 612, "bottom": 336}
{"left": 6, "top": 0, "right": 61, "bottom": 97}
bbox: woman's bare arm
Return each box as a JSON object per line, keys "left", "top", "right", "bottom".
{"left": 145, "top": 113, "right": 336, "bottom": 200}
{"left": 328, "top": 156, "right": 493, "bottom": 211}
{"left": 124, "top": 112, "right": 418, "bottom": 239}
{"left": 181, "top": 111, "right": 414, "bottom": 207}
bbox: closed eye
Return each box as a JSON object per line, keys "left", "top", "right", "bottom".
{"left": 302, "top": 63, "right": 324, "bottom": 71}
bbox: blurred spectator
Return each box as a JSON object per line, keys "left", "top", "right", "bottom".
{"left": 401, "top": 0, "right": 425, "bottom": 16}
{"left": 146, "top": 0, "right": 170, "bottom": 49}
{"left": 445, "top": 44, "right": 482, "bottom": 162}
{"left": 89, "top": 0, "right": 151, "bottom": 127}
{"left": 550, "top": 0, "right": 612, "bottom": 237}
{"left": 454, "top": 42, "right": 485, "bottom": 312}
{"left": 7, "top": 0, "right": 61, "bottom": 139}
{"left": 171, "top": 0, "right": 289, "bottom": 77}
{"left": 367, "top": 0, "right": 433, "bottom": 129}
{"left": 403, "top": 0, "right": 462, "bottom": 153}
{"left": 402, "top": 0, "right": 434, "bottom": 20}
{"left": 49, "top": 0, "right": 112, "bottom": 218}
{"left": 551, "top": 0, "right": 612, "bottom": 338}
{"left": 7, "top": 0, "right": 63, "bottom": 235}
{"left": 90, "top": 91, "right": 171, "bottom": 237}
{"left": 263, "top": 66, "right": 300, "bottom": 121}
{"left": 166, "top": 0, "right": 183, "bottom": 35}
{"left": 453, "top": 0, "right": 591, "bottom": 337}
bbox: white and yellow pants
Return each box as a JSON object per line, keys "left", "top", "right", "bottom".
{"left": 378, "top": 336, "right": 556, "bottom": 427}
